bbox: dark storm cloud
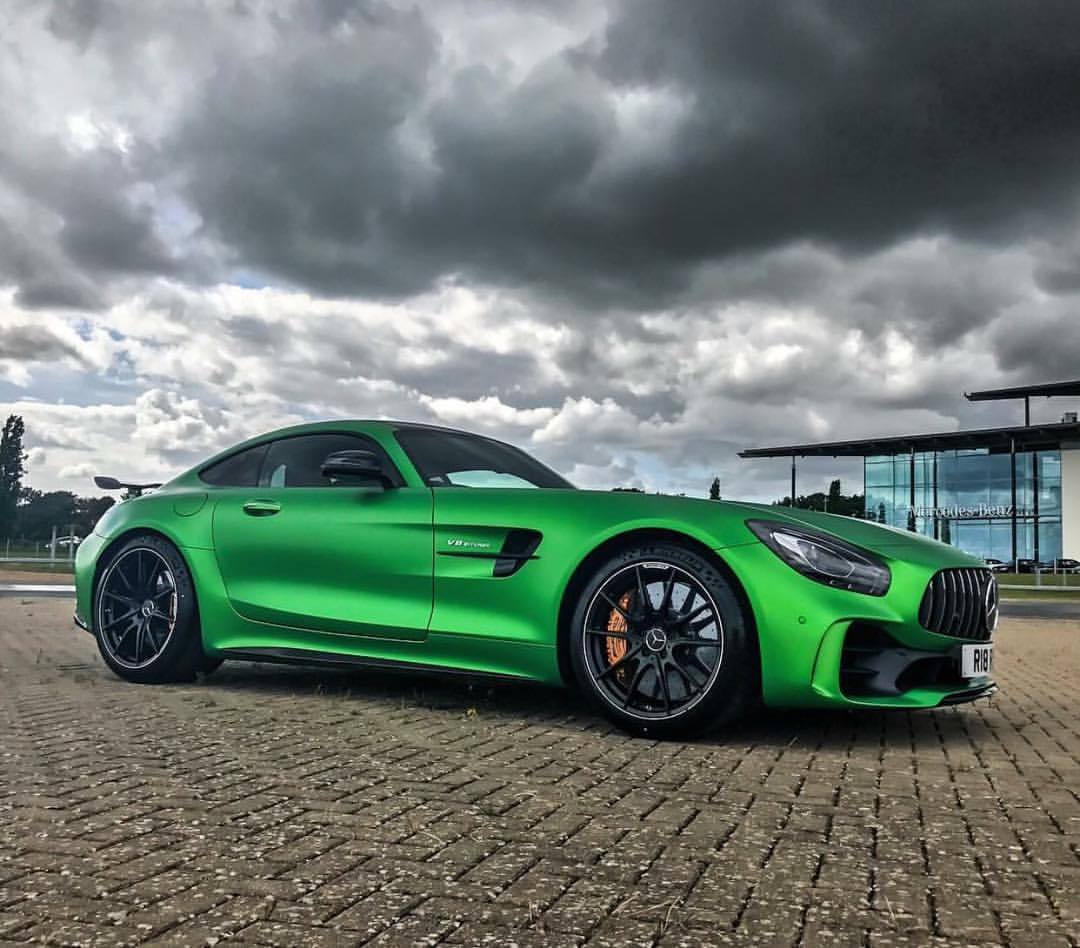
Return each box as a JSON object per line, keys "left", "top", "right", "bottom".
{"left": 45, "top": 0, "right": 105, "bottom": 48}
{"left": 0, "top": 120, "right": 189, "bottom": 308}
{"left": 991, "top": 304, "right": 1080, "bottom": 381}
{"left": 0, "top": 323, "right": 82, "bottom": 363}
{"left": 596, "top": 1, "right": 1080, "bottom": 255}
{"left": 160, "top": 0, "right": 1080, "bottom": 312}
{"left": 0, "top": 218, "right": 105, "bottom": 310}
{"left": 173, "top": 1, "right": 439, "bottom": 296}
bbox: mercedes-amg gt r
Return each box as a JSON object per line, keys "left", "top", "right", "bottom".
{"left": 75, "top": 421, "right": 998, "bottom": 737}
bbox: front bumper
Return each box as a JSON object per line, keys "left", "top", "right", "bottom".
{"left": 72, "top": 531, "right": 108, "bottom": 635}
{"left": 939, "top": 681, "right": 997, "bottom": 705}
{"left": 721, "top": 541, "right": 998, "bottom": 710}
{"left": 813, "top": 620, "right": 997, "bottom": 708}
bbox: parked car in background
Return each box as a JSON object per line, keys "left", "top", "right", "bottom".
{"left": 47, "top": 535, "right": 82, "bottom": 553}
{"left": 984, "top": 558, "right": 1008, "bottom": 573}
{"left": 1052, "top": 557, "right": 1080, "bottom": 574}
{"left": 1015, "top": 558, "right": 1055, "bottom": 573}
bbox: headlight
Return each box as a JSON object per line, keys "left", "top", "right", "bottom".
{"left": 746, "top": 520, "right": 891, "bottom": 596}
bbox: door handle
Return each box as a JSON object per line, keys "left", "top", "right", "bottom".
{"left": 242, "top": 499, "right": 281, "bottom": 517}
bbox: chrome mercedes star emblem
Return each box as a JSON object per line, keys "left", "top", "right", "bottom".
{"left": 644, "top": 627, "right": 668, "bottom": 652}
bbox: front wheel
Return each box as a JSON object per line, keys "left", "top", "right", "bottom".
{"left": 569, "top": 543, "right": 758, "bottom": 739}
{"left": 93, "top": 534, "right": 208, "bottom": 684}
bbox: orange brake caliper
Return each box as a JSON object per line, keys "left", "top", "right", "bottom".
{"left": 605, "top": 591, "right": 633, "bottom": 678}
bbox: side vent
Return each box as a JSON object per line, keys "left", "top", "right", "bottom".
{"left": 493, "top": 529, "right": 543, "bottom": 578}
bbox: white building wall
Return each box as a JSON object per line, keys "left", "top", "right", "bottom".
{"left": 1060, "top": 442, "right": 1080, "bottom": 559}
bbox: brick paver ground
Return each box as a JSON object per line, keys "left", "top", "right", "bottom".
{"left": 0, "top": 597, "right": 1076, "bottom": 947}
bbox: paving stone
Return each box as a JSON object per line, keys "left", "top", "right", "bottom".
{"left": 0, "top": 599, "right": 1077, "bottom": 948}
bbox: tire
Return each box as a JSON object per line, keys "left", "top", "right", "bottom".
{"left": 198, "top": 655, "right": 224, "bottom": 676}
{"left": 92, "top": 533, "right": 208, "bottom": 684}
{"left": 569, "top": 542, "right": 758, "bottom": 739}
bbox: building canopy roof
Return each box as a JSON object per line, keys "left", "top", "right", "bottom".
{"left": 964, "top": 379, "right": 1080, "bottom": 401}
{"left": 738, "top": 421, "right": 1080, "bottom": 459}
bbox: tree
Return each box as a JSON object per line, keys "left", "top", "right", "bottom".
{"left": 940, "top": 518, "right": 951, "bottom": 545}
{"left": 0, "top": 415, "right": 26, "bottom": 540}
{"left": 15, "top": 490, "right": 76, "bottom": 541}
{"left": 877, "top": 502, "right": 886, "bottom": 523}
{"left": 774, "top": 480, "right": 864, "bottom": 516}
{"left": 906, "top": 508, "right": 917, "bottom": 532}
{"left": 75, "top": 495, "right": 114, "bottom": 535}
{"left": 709, "top": 477, "right": 721, "bottom": 501}
{"left": 15, "top": 490, "right": 114, "bottom": 541}
{"left": 828, "top": 478, "right": 842, "bottom": 510}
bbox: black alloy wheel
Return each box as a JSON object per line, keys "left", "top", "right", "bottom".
{"left": 93, "top": 534, "right": 214, "bottom": 683}
{"left": 570, "top": 543, "right": 758, "bottom": 738}
{"left": 97, "top": 546, "right": 179, "bottom": 668}
{"left": 583, "top": 561, "right": 724, "bottom": 719}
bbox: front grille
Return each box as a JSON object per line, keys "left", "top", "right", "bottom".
{"left": 918, "top": 568, "right": 996, "bottom": 641}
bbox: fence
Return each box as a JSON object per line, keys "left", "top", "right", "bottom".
{"left": 0, "top": 525, "right": 80, "bottom": 566}
{"left": 997, "top": 570, "right": 1080, "bottom": 591}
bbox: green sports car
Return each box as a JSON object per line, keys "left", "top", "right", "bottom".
{"left": 75, "top": 420, "right": 997, "bottom": 738}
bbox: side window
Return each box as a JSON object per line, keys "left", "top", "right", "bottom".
{"left": 395, "top": 428, "right": 573, "bottom": 489}
{"left": 258, "top": 434, "right": 402, "bottom": 488}
{"left": 199, "top": 443, "right": 268, "bottom": 487}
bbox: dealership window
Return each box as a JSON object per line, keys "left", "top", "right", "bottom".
{"left": 863, "top": 448, "right": 1062, "bottom": 562}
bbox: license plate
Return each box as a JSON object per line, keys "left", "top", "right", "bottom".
{"left": 961, "top": 643, "right": 993, "bottom": 678}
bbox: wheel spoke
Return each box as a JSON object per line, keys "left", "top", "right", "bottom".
{"left": 586, "top": 628, "right": 633, "bottom": 641}
{"left": 151, "top": 584, "right": 175, "bottom": 601}
{"left": 621, "top": 661, "right": 650, "bottom": 709}
{"left": 103, "top": 607, "right": 140, "bottom": 630}
{"left": 113, "top": 562, "right": 135, "bottom": 592}
{"left": 659, "top": 571, "right": 675, "bottom": 611}
{"left": 686, "top": 650, "right": 715, "bottom": 681}
{"left": 112, "top": 619, "right": 137, "bottom": 652}
{"left": 655, "top": 656, "right": 672, "bottom": 712}
{"left": 103, "top": 590, "right": 138, "bottom": 608}
{"left": 595, "top": 645, "right": 642, "bottom": 681}
{"left": 634, "top": 566, "right": 649, "bottom": 613}
{"left": 683, "top": 602, "right": 710, "bottom": 623}
{"left": 669, "top": 637, "right": 722, "bottom": 648}
{"left": 599, "top": 591, "right": 631, "bottom": 622}
{"left": 669, "top": 657, "right": 704, "bottom": 691}
{"left": 143, "top": 621, "right": 165, "bottom": 652}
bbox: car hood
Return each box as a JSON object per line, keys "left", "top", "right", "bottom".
{"left": 719, "top": 501, "right": 981, "bottom": 566}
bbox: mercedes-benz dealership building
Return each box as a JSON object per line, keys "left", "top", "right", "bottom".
{"left": 740, "top": 380, "right": 1080, "bottom": 566}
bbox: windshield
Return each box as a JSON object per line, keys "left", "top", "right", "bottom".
{"left": 394, "top": 428, "right": 574, "bottom": 489}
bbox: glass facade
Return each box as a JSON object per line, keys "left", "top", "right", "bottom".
{"left": 864, "top": 448, "right": 1062, "bottom": 563}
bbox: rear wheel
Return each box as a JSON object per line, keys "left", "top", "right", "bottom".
{"left": 93, "top": 534, "right": 208, "bottom": 683}
{"left": 569, "top": 543, "right": 757, "bottom": 738}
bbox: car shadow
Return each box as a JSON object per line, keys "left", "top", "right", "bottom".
{"left": 201, "top": 659, "right": 996, "bottom": 749}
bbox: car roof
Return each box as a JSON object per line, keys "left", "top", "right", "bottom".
{"left": 172, "top": 418, "right": 536, "bottom": 487}
{"left": 264, "top": 419, "right": 492, "bottom": 437}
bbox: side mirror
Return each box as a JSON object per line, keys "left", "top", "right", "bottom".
{"left": 320, "top": 449, "right": 394, "bottom": 487}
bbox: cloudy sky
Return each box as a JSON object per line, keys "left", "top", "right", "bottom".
{"left": 2, "top": 0, "right": 1080, "bottom": 499}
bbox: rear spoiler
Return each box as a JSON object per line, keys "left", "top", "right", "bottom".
{"left": 94, "top": 476, "right": 162, "bottom": 495}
